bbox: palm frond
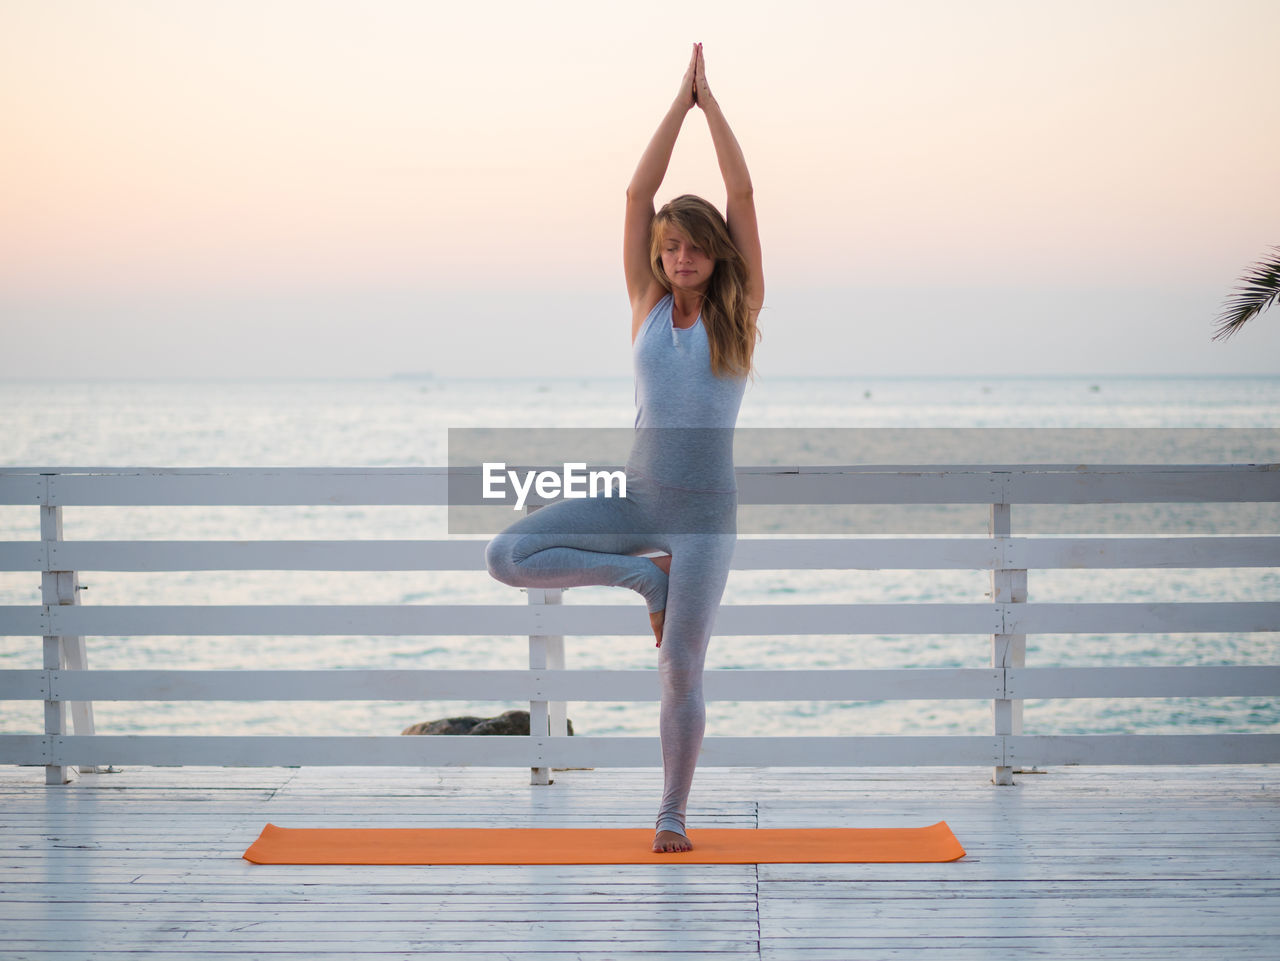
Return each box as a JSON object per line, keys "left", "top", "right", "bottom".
{"left": 1213, "top": 245, "right": 1280, "bottom": 341}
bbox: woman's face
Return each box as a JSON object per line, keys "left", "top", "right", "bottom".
{"left": 660, "top": 227, "right": 714, "bottom": 292}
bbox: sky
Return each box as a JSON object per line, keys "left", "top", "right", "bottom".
{"left": 2, "top": 0, "right": 1278, "bottom": 379}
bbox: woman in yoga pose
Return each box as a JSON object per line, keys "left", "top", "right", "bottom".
{"left": 485, "top": 42, "right": 763, "bottom": 854}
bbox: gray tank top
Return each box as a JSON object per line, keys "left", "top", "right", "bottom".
{"left": 627, "top": 292, "right": 747, "bottom": 492}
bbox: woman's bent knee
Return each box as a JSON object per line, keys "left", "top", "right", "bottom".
{"left": 485, "top": 532, "right": 520, "bottom": 584}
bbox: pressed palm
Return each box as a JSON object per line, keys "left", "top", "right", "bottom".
{"left": 1213, "top": 245, "right": 1280, "bottom": 341}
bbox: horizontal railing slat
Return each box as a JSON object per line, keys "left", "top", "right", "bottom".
{"left": 1010, "top": 536, "right": 1280, "bottom": 569}
{"left": 4, "top": 536, "right": 1275, "bottom": 572}
{"left": 1004, "top": 602, "right": 1280, "bottom": 634}
{"left": 41, "top": 540, "right": 485, "bottom": 572}
{"left": 2, "top": 734, "right": 1006, "bottom": 767}
{"left": 44, "top": 471, "right": 452, "bottom": 507}
{"left": 1, "top": 465, "right": 1274, "bottom": 506}
{"left": 0, "top": 603, "right": 1007, "bottom": 636}
{"left": 6, "top": 733, "right": 1276, "bottom": 768}
{"left": 0, "top": 543, "right": 47, "bottom": 571}
{"left": 0, "top": 474, "right": 44, "bottom": 506}
{"left": 2, "top": 602, "right": 1275, "bottom": 637}
{"left": 1006, "top": 666, "right": 1280, "bottom": 698}
{"left": 1006, "top": 734, "right": 1280, "bottom": 766}
{"left": 5, "top": 538, "right": 999, "bottom": 572}
{"left": 0, "top": 668, "right": 1004, "bottom": 702}
{"left": 1003, "top": 469, "right": 1279, "bottom": 504}
{"left": 738, "top": 468, "right": 1279, "bottom": 505}
{"left": 5, "top": 666, "right": 1273, "bottom": 703}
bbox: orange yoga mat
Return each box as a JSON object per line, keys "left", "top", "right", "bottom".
{"left": 243, "top": 822, "right": 965, "bottom": 865}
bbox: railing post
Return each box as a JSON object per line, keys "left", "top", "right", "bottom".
{"left": 546, "top": 611, "right": 568, "bottom": 740}
{"left": 40, "top": 489, "right": 104, "bottom": 784}
{"left": 524, "top": 504, "right": 566, "bottom": 785}
{"left": 41, "top": 502, "right": 71, "bottom": 785}
{"left": 527, "top": 588, "right": 564, "bottom": 785}
{"left": 990, "top": 495, "right": 1027, "bottom": 785}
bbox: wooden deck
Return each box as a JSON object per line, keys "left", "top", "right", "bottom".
{"left": 2, "top": 764, "right": 1278, "bottom": 960}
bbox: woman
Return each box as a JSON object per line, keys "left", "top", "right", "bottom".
{"left": 486, "top": 42, "right": 763, "bottom": 854}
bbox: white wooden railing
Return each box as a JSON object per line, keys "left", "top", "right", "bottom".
{"left": 1, "top": 464, "right": 1278, "bottom": 787}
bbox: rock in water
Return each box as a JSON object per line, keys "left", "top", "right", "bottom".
{"left": 400, "top": 716, "right": 483, "bottom": 736}
{"left": 401, "top": 709, "right": 573, "bottom": 736}
{"left": 469, "top": 710, "right": 531, "bottom": 736}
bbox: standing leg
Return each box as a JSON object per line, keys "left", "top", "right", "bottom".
{"left": 651, "top": 491, "right": 737, "bottom": 852}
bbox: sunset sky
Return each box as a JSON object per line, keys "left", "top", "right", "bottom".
{"left": 2, "top": 0, "right": 1278, "bottom": 378}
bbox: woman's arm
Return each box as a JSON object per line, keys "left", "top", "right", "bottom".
{"left": 695, "top": 46, "right": 765, "bottom": 310}
{"left": 623, "top": 45, "right": 698, "bottom": 308}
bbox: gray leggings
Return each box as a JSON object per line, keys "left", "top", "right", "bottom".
{"left": 484, "top": 472, "right": 737, "bottom": 837}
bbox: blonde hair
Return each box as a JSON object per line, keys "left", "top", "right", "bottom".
{"left": 649, "top": 194, "right": 761, "bottom": 381}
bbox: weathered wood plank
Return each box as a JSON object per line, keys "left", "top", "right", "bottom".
{"left": 3, "top": 955, "right": 754, "bottom": 961}
{"left": 1, "top": 939, "right": 761, "bottom": 954}
{"left": 2, "top": 763, "right": 1278, "bottom": 961}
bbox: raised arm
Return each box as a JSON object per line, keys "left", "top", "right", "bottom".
{"left": 623, "top": 45, "right": 698, "bottom": 311}
{"left": 694, "top": 46, "right": 764, "bottom": 311}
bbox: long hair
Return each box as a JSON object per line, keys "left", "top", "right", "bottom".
{"left": 649, "top": 194, "right": 761, "bottom": 381}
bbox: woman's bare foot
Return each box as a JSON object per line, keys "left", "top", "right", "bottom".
{"left": 649, "top": 608, "right": 665, "bottom": 648}
{"left": 653, "top": 830, "right": 692, "bottom": 853}
{"left": 648, "top": 554, "right": 671, "bottom": 647}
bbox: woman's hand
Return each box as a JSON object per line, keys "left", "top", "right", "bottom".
{"left": 674, "top": 42, "right": 698, "bottom": 112}
{"left": 694, "top": 42, "right": 717, "bottom": 110}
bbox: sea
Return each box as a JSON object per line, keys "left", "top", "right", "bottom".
{"left": 2, "top": 374, "right": 1278, "bottom": 743}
